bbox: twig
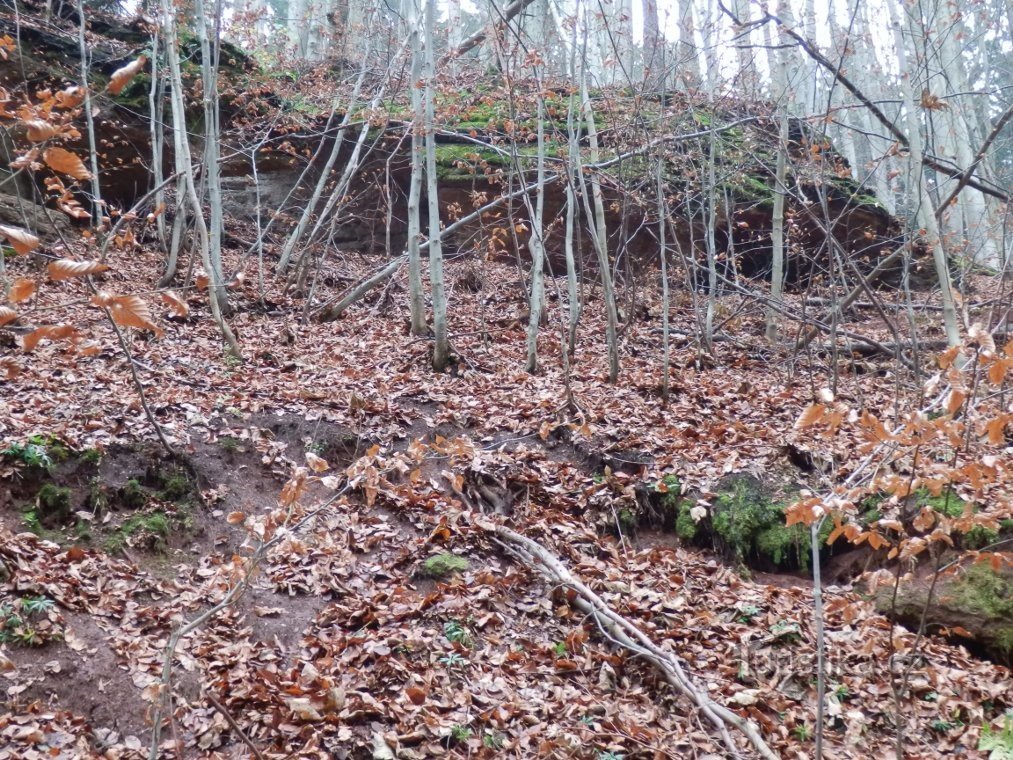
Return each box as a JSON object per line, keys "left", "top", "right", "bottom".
{"left": 205, "top": 692, "right": 267, "bottom": 760}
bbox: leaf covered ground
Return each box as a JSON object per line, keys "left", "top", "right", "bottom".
{"left": 0, "top": 230, "right": 1011, "bottom": 760}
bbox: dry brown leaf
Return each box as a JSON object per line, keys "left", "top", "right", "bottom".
{"left": 0, "top": 305, "right": 17, "bottom": 326}
{"left": 795, "top": 403, "right": 826, "bottom": 429}
{"left": 23, "top": 119, "right": 58, "bottom": 142}
{"left": 22, "top": 323, "right": 79, "bottom": 352}
{"left": 53, "top": 85, "right": 85, "bottom": 109}
{"left": 107, "top": 56, "right": 147, "bottom": 96}
{"left": 160, "top": 290, "right": 189, "bottom": 317}
{"left": 306, "top": 452, "right": 329, "bottom": 472}
{"left": 43, "top": 146, "right": 91, "bottom": 180}
{"left": 108, "top": 295, "right": 164, "bottom": 335}
{"left": 0, "top": 356, "right": 20, "bottom": 379}
{"left": 48, "top": 258, "right": 110, "bottom": 280}
{"left": 8, "top": 278, "right": 36, "bottom": 303}
{"left": 0, "top": 224, "right": 41, "bottom": 255}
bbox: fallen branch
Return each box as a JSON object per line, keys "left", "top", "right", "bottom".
{"left": 205, "top": 692, "right": 266, "bottom": 760}
{"left": 484, "top": 521, "right": 780, "bottom": 760}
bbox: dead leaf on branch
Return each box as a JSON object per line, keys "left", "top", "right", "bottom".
{"left": 107, "top": 56, "right": 147, "bottom": 96}
{"left": 48, "top": 258, "right": 110, "bottom": 280}
{"left": 160, "top": 290, "right": 189, "bottom": 318}
{"left": 9, "top": 278, "right": 36, "bottom": 303}
{"left": 43, "top": 147, "right": 91, "bottom": 180}
{"left": 21, "top": 323, "right": 80, "bottom": 352}
{"left": 96, "top": 294, "right": 164, "bottom": 336}
{"left": 0, "top": 306, "right": 17, "bottom": 326}
{"left": 0, "top": 224, "right": 41, "bottom": 255}
{"left": 53, "top": 86, "right": 85, "bottom": 110}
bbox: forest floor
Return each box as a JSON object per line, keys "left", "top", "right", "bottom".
{"left": 0, "top": 232, "right": 1011, "bottom": 759}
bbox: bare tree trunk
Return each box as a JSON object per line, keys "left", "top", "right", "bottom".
{"left": 162, "top": 0, "right": 241, "bottom": 357}
{"left": 890, "top": 0, "right": 960, "bottom": 346}
{"left": 423, "top": 0, "right": 449, "bottom": 369}
{"left": 149, "top": 25, "right": 167, "bottom": 254}
{"left": 524, "top": 94, "right": 547, "bottom": 373}
{"left": 564, "top": 21, "right": 581, "bottom": 353}
{"left": 579, "top": 75, "right": 620, "bottom": 383}
{"left": 406, "top": 0, "right": 428, "bottom": 335}
{"left": 76, "top": 0, "right": 103, "bottom": 229}
{"left": 195, "top": 0, "right": 230, "bottom": 315}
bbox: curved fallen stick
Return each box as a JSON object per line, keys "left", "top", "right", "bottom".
{"left": 485, "top": 521, "right": 780, "bottom": 760}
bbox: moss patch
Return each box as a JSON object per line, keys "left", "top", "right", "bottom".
{"left": 708, "top": 475, "right": 829, "bottom": 570}
{"left": 35, "top": 483, "right": 72, "bottom": 527}
{"left": 421, "top": 552, "right": 469, "bottom": 579}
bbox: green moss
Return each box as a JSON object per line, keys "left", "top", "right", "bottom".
{"left": 951, "top": 565, "right": 1013, "bottom": 619}
{"left": 103, "top": 511, "right": 171, "bottom": 554}
{"left": 710, "top": 477, "right": 826, "bottom": 570}
{"left": 80, "top": 448, "right": 102, "bottom": 465}
{"left": 618, "top": 508, "right": 637, "bottom": 535}
{"left": 675, "top": 502, "right": 699, "bottom": 541}
{"left": 422, "top": 552, "right": 469, "bottom": 579}
{"left": 118, "top": 478, "right": 148, "bottom": 510}
{"left": 36, "top": 483, "right": 72, "bottom": 526}
{"left": 915, "top": 488, "right": 968, "bottom": 518}
{"left": 157, "top": 471, "right": 192, "bottom": 502}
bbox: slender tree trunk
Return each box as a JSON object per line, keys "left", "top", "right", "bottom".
{"left": 524, "top": 94, "right": 547, "bottom": 373}
{"left": 407, "top": 0, "right": 428, "bottom": 335}
{"left": 194, "top": 0, "right": 230, "bottom": 314}
{"left": 580, "top": 74, "right": 620, "bottom": 383}
{"left": 162, "top": 0, "right": 241, "bottom": 357}
{"left": 564, "top": 21, "right": 581, "bottom": 353}
{"left": 656, "top": 159, "right": 671, "bottom": 402}
{"left": 890, "top": 0, "right": 960, "bottom": 346}
{"left": 149, "top": 25, "right": 167, "bottom": 254}
{"left": 423, "top": 0, "right": 449, "bottom": 369}
{"left": 766, "top": 112, "right": 789, "bottom": 342}
{"left": 76, "top": 0, "right": 103, "bottom": 229}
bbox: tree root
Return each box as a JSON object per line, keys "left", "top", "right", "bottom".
{"left": 484, "top": 521, "right": 781, "bottom": 760}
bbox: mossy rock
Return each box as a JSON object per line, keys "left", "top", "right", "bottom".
{"left": 421, "top": 553, "right": 469, "bottom": 579}
{"left": 877, "top": 563, "right": 1013, "bottom": 666}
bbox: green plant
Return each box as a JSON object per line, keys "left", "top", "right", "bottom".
{"left": 769, "top": 620, "right": 802, "bottom": 645}
{"left": 0, "top": 596, "right": 58, "bottom": 647}
{"left": 80, "top": 448, "right": 103, "bottom": 465}
{"left": 979, "top": 716, "right": 1013, "bottom": 759}
{"left": 157, "top": 471, "right": 191, "bottom": 502}
{"left": 20, "top": 597, "right": 55, "bottom": 616}
{"left": 104, "top": 511, "right": 172, "bottom": 554}
{"left": 118, "top": 478, "right": 148, "bottom": 509}
{"left": 597, "top": 751, "right": 624, "bottom": 760}
{"left": 449, "top": 725, "right": 472, "bottom": 742}
{"left": 482, "top": 731, "right": 505, "bottom": 749}
{"left": 439, "top": 652, "right": 467, "bottom": 669}
{"left": 833, "top": 684, "right": 850, "bottom": 701}
{"left": 3, "top": 441, "right": 52, "bottom": 468}
{"left": 737, "top": 604, "right": 761, "bottom": 624}
{"left": 792, "top": 723, "right": 812, "bottom": 741}
{"left": 443, "top": 619, "right": 472, "bottom": 647}
{"left": 552, "top": 641, "right": 567, "bottom": 657}
{"left": 219, "top": 436, "right": 240, "bottom": 454}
